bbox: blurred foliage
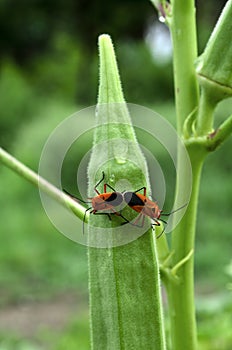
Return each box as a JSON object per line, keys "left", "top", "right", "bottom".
{"left": 29, "top": 34, "right": 80, "bottom": 102}
{"left": 0, "top": 62, "right": 37, "bottom": 146}
{"left": 0, "top": 101, "right": 87, "bottom": 306}
{"left": 197, "top": 294, "right": 232, "bottom": 350}
{"left": 0, "top": 0, "right": 228, "bottom": 133}
{"left": 51, "top": 313, "right": 90, "bottom": 350}
{"left": 0, "top": 0, "right": 227, "bottom": 60}
{"left": 0, "top": 0, "right": 152, "bottom": 60}
{"left": 117, "top": 41, "right": 174, "bottom": 103}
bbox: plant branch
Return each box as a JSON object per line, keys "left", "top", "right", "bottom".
{"left": 206, "top": 113, "right": 232, "bottom": 150}
{"left": 0, "top": 147, "right": 87, "bottom": 221}
{"left": 171, "top": 249, "right": 194, "bottom": 277}
{"left": 184, "top": 113, "right": 232, "bottom": 151}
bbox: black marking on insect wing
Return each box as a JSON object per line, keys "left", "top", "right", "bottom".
{"left": 123, "top": 192, "right": 145, "bottom": 207}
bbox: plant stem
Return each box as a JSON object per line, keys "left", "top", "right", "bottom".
{"left": 168, "top": 0, "right": 200, "bottom": 349}
{"left": 170, "top": 0, "right": 199, "bottom": 132}
{"left": 0, "top": 147, "right": 87, "bottom": 221}
{"left": 183, "top": 113, "right": 232, "bottom": 151}
{"left": 196, "top": 88, "right": 215, "bottom": 136}
{"left": 206, "top": 113, "right": 232, "bottom": 150}
{"left": 166, "top": 147, "right": 205, "bottom": 350}
{"left": 167, "top": 1, "right": 232, "bottom": 344}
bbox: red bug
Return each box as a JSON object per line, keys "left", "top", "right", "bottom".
{"left": 64, "top": 172, "right": 129, "bottom": 234}
{"left": 123, "top": 187, "right": 187, "bottom": 238}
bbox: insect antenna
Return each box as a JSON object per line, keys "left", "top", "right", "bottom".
{"left": 63, "top": 189, "right": 93, "bottom": 235}
{"left": 63, "top": 189, "right": 92, "bottom": 204}
{"left": 161, "top": 203, "right": 188, "bottom": 217}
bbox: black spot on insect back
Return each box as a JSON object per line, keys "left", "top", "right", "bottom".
{"left": 105, "top": 192, "right": 123, "bottom": 206}
{"left": 124, "top": 192, "right": 145, "bottom": 207}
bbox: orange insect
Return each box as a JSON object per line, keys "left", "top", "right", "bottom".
{"left": 123, "top": 187, "right": 186, "bottom": 237}
{"left": 64, "top": 172, "right": 129, "bottom": 233}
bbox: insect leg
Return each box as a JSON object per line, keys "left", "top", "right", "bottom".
{"left": 84, "top": 210, "right": 113, "bottom": 235}
{"left": 132, "top": 212, "right": 145, "bottom": 228}
{"left": 94, "top": 171, "right": 105, "bottom": 195}
{"left": 151, "top": 219, "right": 166, "bottom": 239}
{"left": 115, "top": 212, "right": 130, "bottom": 224}
{"left": 83, "top": 207, "right": 93, "bottom": 235}
{"left": 134, "top": 187, "right": 147, "bottom": 196}
{"left": 108, "top": 207, "right": 130, "bottom": 225}
{"left": 158, "top": 218, "right": 167, "bottom": 224}
{"left": 104, "top": 183, "right": 116, "bottom": 193}
{"left": 151, "top": 219, "right": 160, "bottom": 227}
{"left": 93, "top": 212, "right": 112, "bottom": 220}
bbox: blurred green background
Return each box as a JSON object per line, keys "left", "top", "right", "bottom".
{"left": 0, "top": 0, "right": 231, "bottom": 349}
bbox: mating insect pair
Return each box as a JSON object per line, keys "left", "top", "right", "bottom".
{"left": 64, "top": 172, "right": 186, "bottom": 236}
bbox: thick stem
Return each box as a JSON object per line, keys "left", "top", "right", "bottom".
{"left": 168, "top": 148, "right": 205, "bottom": 350}
{"left": 168, "top": 1, "right": 200, "bottom": 349}
{"left": 170, "top": 0, "right": 199, "bottom": 132}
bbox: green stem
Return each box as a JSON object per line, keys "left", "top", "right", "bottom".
{"left": 167, "top": 148, "right": 205, "bottom": 350}
{"left": 170, "top": 0, "right": 199, "bottom": 132}
{"left": 206, "top": 113, "right": 232, "bottom": 150}
{"left": 168, "top": 0, "right": 200, "bottom": 349}
{"left": 196, "top": 88, "right": 215, "bottom": 136}
{"left": 184, "top": 114, "right": 232, "bottom": 152}
{"left": 0, "top": 147, "right": 87, "bottom": 221}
